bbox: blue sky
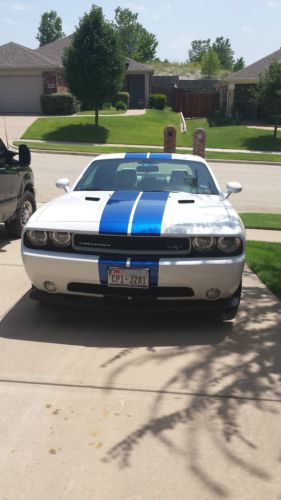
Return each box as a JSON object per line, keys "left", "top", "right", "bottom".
{"left": 0, "top": 0, "right": 280, "bottom": 64}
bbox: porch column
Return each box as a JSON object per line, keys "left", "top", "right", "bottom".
{"left": 144, "top": 72, "right": 150, "bottom": 108}
{"left": 226, "top": 83, "right": 235, "bottom": 117}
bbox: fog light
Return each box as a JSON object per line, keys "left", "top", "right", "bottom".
{"left": 44, "top": 281, "right": 57, "bottom": 293}
{"left": 206, "top": 288, "right": 221, "bottom": 300}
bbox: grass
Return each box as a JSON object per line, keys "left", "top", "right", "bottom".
{"left": 22, "top": 112, "right": 281, "bottom": 152}
{"left": 205, "top": 152, "right": 281, "bottom": 162}
{"left": 76, "top": 108, "right": 125, "bottom": 116}
{"left": 246, "top": 241, "right": 281, "bottom": 300}
{"left": 240, "top": 213, "right": 281, "bottom": 230}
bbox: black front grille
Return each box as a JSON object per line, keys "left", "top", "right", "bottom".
{"left": 67, "top": 282, "right": 194, "bottom": 298}
{"left": 73, "top": 234, "right": 190, "bottom": 256}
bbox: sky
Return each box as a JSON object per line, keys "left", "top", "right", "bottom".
{"left": 0, "top": 0, "right": 280, "bottom": 65}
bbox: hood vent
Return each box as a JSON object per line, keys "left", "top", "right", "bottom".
{"left": 85, "top": 197, "right": 100, "bottom": 202}
{"left": 178, "top": 200, "right": 195, "bottom": 204}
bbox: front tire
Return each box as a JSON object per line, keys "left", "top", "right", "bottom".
{"left": 5, "top": 190, "right": 36, "bottom": 238}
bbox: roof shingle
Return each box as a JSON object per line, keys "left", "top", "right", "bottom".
{"left": 226, "top": 48, "right": 281, "bottom": 83}
{"left": 0, "top": 42, "right": 56, "bottom": 68}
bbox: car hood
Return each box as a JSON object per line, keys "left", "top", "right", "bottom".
{"left": 27, "top": 190, "right": 243, "bottom": 236}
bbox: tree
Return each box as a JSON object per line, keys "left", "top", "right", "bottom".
{"left": 201, "top": 48, "right": 220, "bottom": 77}
{"left": 233, "top": 57, "right": 245, "bottom": 72}
{"left": 256, "top": 61, "right": 281, "bottom": 138}
{"left": 114, "top": 7, "right": 158, "bottom": 62}
{"left": 212, "top": 37, "right": 234, "bottom": 70}
{"left": 63, "top": 5, "right": 124, "bottom": 127}
{"left": 36, "top": 10, "right": 65, "bottom": 47}
{"left": 188, "top": 39, "right": 211, "bottom": 63}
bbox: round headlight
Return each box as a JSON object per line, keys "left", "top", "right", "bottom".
{"left": 49, "top": 231, "right": 71, "bottom": 247}
{"left": 218, "top": 237, "right": 241, "bottom": 254}
{"left": 26, "top": 230, "right": 48, "bottom": 247}
{"left": 193, "top": 236, "right": 216, "bottom": 252}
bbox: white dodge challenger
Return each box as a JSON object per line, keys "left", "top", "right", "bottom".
{"left": 22, "top": 153, "right": 245, "bottom": 319}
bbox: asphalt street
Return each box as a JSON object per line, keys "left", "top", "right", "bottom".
{"left": 31, "top": 152, "right": 281, "bottom": 213}
{"left": 0, "top": 153, "right": 281, "bottom": 499}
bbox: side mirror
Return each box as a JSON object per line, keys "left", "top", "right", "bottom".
{"left": 19, "top": 144, "right": 31, "bottom": 167}
{"left": 224, "top": 182, "right": 242, "bottom": 199}
{"left": 56, "top": 178, "right": 70, "bottom": 192}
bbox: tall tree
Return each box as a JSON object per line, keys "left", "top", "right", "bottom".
{"left": 188, "top": 39, "right": 211, "bottom": 63}
{"left": 36, "top": 10, "right": 65, "bottom": 47}
{"left": 63, "top": 5, "right": 124, "bottom": 127}
{"left": 114, "top": 7, "right": 158, "bottom": 62}
{"left": 201, "top": 48, "right": 220, "bottom": 77}
{"left": 255, "top": 61, "right": 281, "bottom": 138}
{"left": 212, "top": 37, "right": 234, "bottom": 70}
{"left": 233, "top": 57, "right": 245, "bottom": 72}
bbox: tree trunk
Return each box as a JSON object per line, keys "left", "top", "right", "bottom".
{"left": 95, "top": 107, "right": 99, "bottom": 127}
{"left": 273, "top": 118, "right": 279, "bottom": 138}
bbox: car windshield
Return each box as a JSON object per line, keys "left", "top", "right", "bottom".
{"left": 74, "top": 158, "right": 219, "bottom": 195}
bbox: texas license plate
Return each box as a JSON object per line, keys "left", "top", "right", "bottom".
{"left": 108, "top": 267, "right": 149, "bottom": 288}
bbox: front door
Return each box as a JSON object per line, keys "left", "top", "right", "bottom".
{"left": 128, "top": 75, "right": 145, "bottom": 108}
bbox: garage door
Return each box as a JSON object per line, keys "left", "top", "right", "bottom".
{"left": 0, "top": 75, "right": 42, "bottom": 113}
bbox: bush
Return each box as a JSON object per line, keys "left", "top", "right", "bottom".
{"left": 114, "top": 92, "right": 130, "bottom": 107}
{"left": 115, "top": 100, "right": 127, "bottom": 111}
{"left": 149, "top": 93, "right": 167, "bottom": 110}
{"left": 41, "top": 93, "right": 77, "bottom": 115}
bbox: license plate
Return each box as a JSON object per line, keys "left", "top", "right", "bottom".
{"left": 108, "top": 267, "right": 149, "bottom": 288}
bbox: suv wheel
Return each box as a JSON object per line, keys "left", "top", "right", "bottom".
{"left": 5, "top": 190, "right": 36, "bottom": 238}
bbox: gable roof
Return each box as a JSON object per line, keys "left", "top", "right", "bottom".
{"left": 35, "top": 36, "right": 153, "bottom": 72}
{"left": 226, "top": 48, "right": 281, "bottom": 83}
{"left": 0, "top": 42, "right": 56, "bottom": 69}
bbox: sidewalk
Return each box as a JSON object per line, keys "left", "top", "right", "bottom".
{"left": 247, "top": 229, "right": 281, "bottom": 242}
{"left": 19, "top": 139, "right": 281, "bottom": 156}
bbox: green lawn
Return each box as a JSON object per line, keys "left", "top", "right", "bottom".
{"left": 76, "top": 108, "right": 125, "bottom": 116}
{"left": 240, "top": 213, "right": 281, "bottom": 230}
{"left": 22, "top": 112, "right": 281, "bottom": 151}
{"left": 246, "top": 242, "right": 281, "bottom": 300}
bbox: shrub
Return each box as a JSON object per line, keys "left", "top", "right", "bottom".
{"left": 41, "top": 93, "right": 77, "bottom": 115}
{"left": 149, "top": 93, "right": 167, "bottom": 110}
{"left": 115, "top": 100, "right": 127, "bottom": 111}
{"left": 114, "top": 92, "right": 130, "bottom": 107}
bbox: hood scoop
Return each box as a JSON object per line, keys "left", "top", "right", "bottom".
{"left": 178, "top": 199, "right": 195, "bottom": 204}
{"left": 85, "top": 197, "right": 100, "bottom": 202}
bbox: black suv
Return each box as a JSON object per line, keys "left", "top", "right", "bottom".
{"left": 0, "top": 139, "right": 36, "bottom": 238}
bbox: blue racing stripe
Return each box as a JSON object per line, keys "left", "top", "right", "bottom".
{"left": 125, "top": 152, "right": 148, "bottom": 159}
{"left": 130, "top": 258, "right": 160, "bottom": 286}
{"left": 149, "top": 153, "right": 172, "bottom": 160}
{"left": 99, "top": 191, "right": 139, "bottom": 234}
{"left": 131, "top": 191, "right": 169, "bottom": 235}
{"left": 98, "top": 256, "right": 127, "bottom": 284}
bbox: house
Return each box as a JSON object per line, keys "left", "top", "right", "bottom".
{"left": 225, "top": 48, "right": 281, "bottom": 120}
{"left": 0, "top": 36, "right": 154, "bottom": 113}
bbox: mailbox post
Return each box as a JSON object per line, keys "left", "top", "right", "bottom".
{"left": 193, "top": 128, "right": 206, "bottom": 158}
{"left": 164, "top": 125, "right": 176, "bottom": 153}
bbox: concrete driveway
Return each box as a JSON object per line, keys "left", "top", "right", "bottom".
{"left": 0, "top": 115, "right": 37, "bottom": 144}
{"left": 0, "top": 227, "right": 281, "bottom": 499}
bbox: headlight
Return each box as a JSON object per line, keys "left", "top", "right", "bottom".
{"left": 26, "top": 230, "right": 48, "bottom": 247}
{"left": 192, "top": 236, "right": 216, "bottom": 252}
{"left": 218, "top": 237, "right": 241, "bottom": 253}
{"left": 49, "top": 231, "right": 71, "bottom": 247}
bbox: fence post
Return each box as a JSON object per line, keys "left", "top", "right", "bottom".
{"left": 164, "top": 126, "right": 177, "bottom": 153}
{"left": 193, "top": 128, "right": 206, "bottom": 158}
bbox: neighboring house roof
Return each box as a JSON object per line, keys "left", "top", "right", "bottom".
{"left": 34, "top": 35, "right": 72, "bottom": 67}
{"left": 125, "top": 57, "right": 154, "bottom": 73}
{"left": 226, "top": 48, "right": 281, "bottom": 84}
{"left": 0, "top": 42, "right": 56, "bottom": 69}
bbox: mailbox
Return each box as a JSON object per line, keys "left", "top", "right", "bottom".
{"left": 193, "top": 128, "right": 206, "bottom": 158}
{"left": 164, "top": 125, "right": 176, "bottom": 153}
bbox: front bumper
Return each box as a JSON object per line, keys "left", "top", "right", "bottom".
{"left": 22, "top": 246, "right": 245, "bottom": 303}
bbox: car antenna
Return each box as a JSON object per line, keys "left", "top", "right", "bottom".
{"left": 0, "top": 99, "right": 9, "bottom": 149}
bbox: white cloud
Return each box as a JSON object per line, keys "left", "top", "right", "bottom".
{"left": 4, "top": 17, "right": 18, "bottom": 25}
{"left": 242, "top": 25, "right": 254, "bottom": 33}
{"left": 267, "top": 0, "right": 281, "bottom": 6}
{"left": 11, "top": 3, "right": 31, "bottom": 11}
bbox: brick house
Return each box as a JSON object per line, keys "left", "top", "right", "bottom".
{"left": 225, "top": 48, "right": 281, "bottom": 120}
{"left": 0, "top": 36, "right": 154, "bottom": 113}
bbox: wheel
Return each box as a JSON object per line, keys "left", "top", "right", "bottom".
{"left": 5, "top": 190, "right": 36, "bottom": 238}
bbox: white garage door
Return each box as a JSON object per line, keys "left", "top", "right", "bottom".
{"left": 0, "top": 75, "right": 42, "bottom": 113}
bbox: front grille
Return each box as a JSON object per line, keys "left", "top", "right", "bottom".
{"left": 67, "top": 282, "right": 194, "bottom": 298}
{"left": 73, "top": 234, "right": 191, "bottom": 256}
